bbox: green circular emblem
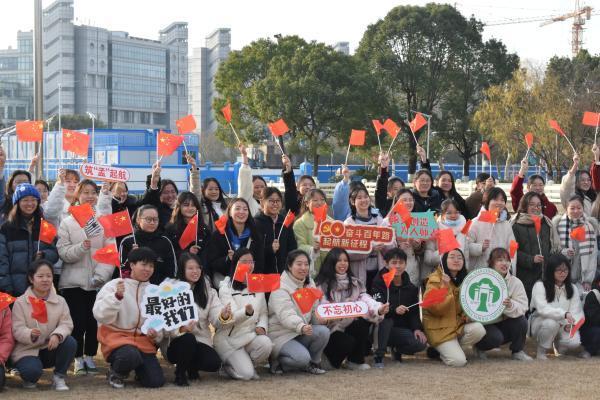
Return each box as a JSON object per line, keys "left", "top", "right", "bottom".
{"left": 460, "top": 268, "right": 507, "bottom": 324}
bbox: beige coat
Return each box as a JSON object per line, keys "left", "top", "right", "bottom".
{"left": 11, "top": 287, "right": 73, "bottom": 363}
{"left": 502, "top": 271, "right": 529, "bottom": 319}
{"left": 468, "top": 210, "right": 516, "bottom": 270}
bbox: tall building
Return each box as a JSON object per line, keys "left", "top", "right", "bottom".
{"left": 189, "top": 28, "right": 231, "bottom": 135}
{"left": 0, "top": 31, "right": 33, "bottom": 127}
{"left": 42, "top": 0, "right": 188, "bottom": 130}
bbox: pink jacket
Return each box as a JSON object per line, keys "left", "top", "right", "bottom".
{"left": 0, "top": 307, "right": 14, "bottom": 365}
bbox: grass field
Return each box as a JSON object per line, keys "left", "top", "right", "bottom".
{"left": 2, "top": 344, "right": 598, "bottom": 400}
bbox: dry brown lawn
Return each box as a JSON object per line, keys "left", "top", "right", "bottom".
{"left": 2, "top": 344, "right": 598, "bottom": 400}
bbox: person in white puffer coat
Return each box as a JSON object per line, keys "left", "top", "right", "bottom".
{"left": 215, "top": 249, "right": 273, "bottom": 380}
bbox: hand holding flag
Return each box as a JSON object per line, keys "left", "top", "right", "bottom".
{"left": 277, "top": 210, "right": 295, "bottom": 240}
{"left": 29, "top": 296, "right": 48, "bottom": 324}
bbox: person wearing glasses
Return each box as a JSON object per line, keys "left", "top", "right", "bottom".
{"left": 561, "top": 152, "right": 596, "bottom": 217}
{"left": 118, "top": 204, "right": 178, "bottom": 284}
{"left": 510, "top": 157, "right": 557, "bottom": 219}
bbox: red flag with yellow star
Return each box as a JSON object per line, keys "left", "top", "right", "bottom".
{"left": 39, "top": 218, "right": 57, "bottom": 244}
{"left": 179, "top": 214, "right": 198, "bottom": 249}
{"left": 0, "top": 292, "right": 16, "bottom": 311}
{"left": 93, "top": 244, "right": 120, "bottom": 267}
{"left": 292, "top": 287, "right": 323, "bottom": 314}
{"left": 157, "top": 131, "right": 185, "bottom": 157}
{"left": 29, "top": 296, "right": 48, "bottom": 323}
{"left": 16, "top": 120, "right": 44, "bottom": 142}
{"left": 176, "top": 115, "right": 196, "bottom": 134}
{"left": 247, "top": 274, "right": 280, "bottom": 293}
{"left": 98, "top": 210, "right": 133, "bottom": 238}
{"left": 69, "top": 203, "right": 95, "bottom": 228}
{"left": 62, "top": 129, "right": 90, "bottom": 157}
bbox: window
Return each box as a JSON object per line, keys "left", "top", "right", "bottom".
{"left": 90, "top": 59, "right": 95, "bottom": 67}
{"left": 90, "top": 42, "right": 95, "bottom": 49}
{"left": 100, "top": 44, "right": 105, "bottom": 51}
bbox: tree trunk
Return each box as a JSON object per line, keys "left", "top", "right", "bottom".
{"left": 311, "top": 136, "right": 319, "bottom": 178}
{"left": 462, "top": 157, "right": 470, "bottom": 178}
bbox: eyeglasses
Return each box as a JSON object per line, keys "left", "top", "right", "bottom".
{"left": 267, "top": 199, "right": 282, "bottom": 205}
{"left": 141, "top": 217, "right": 159, "bottom": 223}
{"left": 555, "top": 268, "right": 569, "bottom": 274}
{"left": 528, "top": 203, "right": 542, "bottom": 209}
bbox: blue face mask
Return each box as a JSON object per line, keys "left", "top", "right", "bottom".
{"left": 498, "top": 209, "right": 508, "bottom": 222}
{"left": 443, "top": 218, "right": 462, "bottom": 227}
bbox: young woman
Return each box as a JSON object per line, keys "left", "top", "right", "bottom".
{"left": 254, "top": 187, "right": 297, "bottom": 275}
{"left": 372, "top": 248, "right": 427, "bottom": 368}
{"left": 552, "top": 195, "right": 597, "bottom": 293}
{"left": 163, "top": 253, "right": 232, "bottom": 386}
{"left": 238, "top": 144, "right": 266, "bottom": 217}
{"left": 293, "top": 189, "right": 331, "bottom": 276}
{"left": 316, "top": 248, "right": 387, "bottom": 370}
{"left": 473, "top": 248, "right": 532, "bottom": 361}
{"left": 375, "top": 152, "right": 405, "bottom": 218}
{"left": 43, "top": 169, "right": 82, "bottom": 227}
{"left": 581, "top": 278, "right": 600, "bottom": 357}
{"left": 425, "top": 199, "right": 471, "bottom": 272}
{"left": 433, "top": 171, "right": 468, "bottom": 216}
{"left": 282, "top": 154, "right": 316, "bottom": 215}
{"left": 510, "top": 157, "right": 557, "bottom": 218}
{"left": 411, "top": 169, "right": 442, "bottom": 214}
{"left": 110, "top": 182, "right": 140, "bottom": 216}
{"left": 561, "top": 153, "right": 596, "bottom": 217}
{"left": 0, "top": 184, "right": 59, "bottom": 296}
{"left": 11, "top": 260, "right": 76, "bottom": 391}
{"left": 268, "top": 250, "right": 330, "bottom": 374}
{"left": 214, "top": 249, "right": 272, "bottom": 380}
{"left": 468, "top": 187, "right": 515, "bottom": 270}
{"left": 165, "top": 191, "right": 211, "bottom": 258}
{"left": 0, "top": 294, "right": 14, "bottom": 390}
{"left": 93, "top": 247, "right": 166, "bottom": 389}
{"left": 205, "top": 198, "right": 265, "bottom": 287}
{"left": 344, "top": 186, "right": 390, "bottom": 289}
{"left": 512, "top": 192, "right": 561, "bottom": 301}
{"left": 0, "top": 169, "right": 31, "bottom": 224}
{"left": 422, "top": 249, "right": 486, "bottom": 367}
{"left": 34, "top": 179, "right": 50, "bottom": 204}
{"left": 119, "top": 204, "right": 178, "bottom": 284}
{"left": 530, "top": 254, "right": 585, "bottom": 359}
{"left": 57, "top": 179, "right": 116, "bottom": 375}
{"left": 201, "top": 177, "right": 229, "bottom": 232}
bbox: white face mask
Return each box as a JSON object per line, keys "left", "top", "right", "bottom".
{"left": 498, "top": 209, "right": 508, "bottom": 222}
{"left": 443, "top": 218, "right": 461, "bottom": 227}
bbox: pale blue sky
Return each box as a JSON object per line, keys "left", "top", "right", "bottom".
{"left": 1, "top": 0, "right": 598, "bottom": 63}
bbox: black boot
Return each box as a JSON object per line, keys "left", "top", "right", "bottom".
{"left": 187, "top": 368, "right": 200, "bottom": 381}
{"left": 426, "top": 347, "right": 441, "bottom": 360}
{"left": 174, "top": 366, "right": 189, "bottom": 387}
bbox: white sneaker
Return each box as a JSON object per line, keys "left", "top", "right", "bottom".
{"left": 83, "top": 356, "right": 99, "bottom": 374}
{"left": 305, "top": 362, "right": 326, "bottom": 374}
{"left": 345, "top": 361, "right": 371, "bottom": 371}
{"left": 536, "top": 346, "right": 548, "bottom": 360}
{"left": 53, "top": 375, "right": 69, "bottom": 391}
{"left": 107, "top": 370, "right": 125, "bottom": 389}
{"left": 579, "top": 350, "right": 592, "bottom": 359}
{"left": 511, "top": 351, "right": 533, "bottom": 361}
{"left": 73, "top": 357, "right": 87, "bottom": 375}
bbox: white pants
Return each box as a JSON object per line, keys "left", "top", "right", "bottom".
{"left": 436, "top": 322, "right": 486, "bottom": 367}
{"left": 223, "top": 335, "right": 273, "bottom": 380}
{"left": 531, "top": 317, "right": 581, "bottom": 351}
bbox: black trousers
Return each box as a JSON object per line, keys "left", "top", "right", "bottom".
{"left": 581, "top": 326, "right": 600, "bottom": 355}
{"left": 107, "top": 345, "right": 165, "bottom": 388}
{"left": 62, "top": 287, "right": 98, "bottom": 357}
{"left": 324, "top": 319, "right": 371, "bottom": 368}
{"left": 0, "top": 364, "right": 5, "bottom": 389}
{"left": 376, "top": 318, "right": 427, "bottom": 357}
{"left": 476, "top": 316, "right": 528, "bottom": 353}
{"left": 166, "top": 333, "right": 221, "bottom": 373}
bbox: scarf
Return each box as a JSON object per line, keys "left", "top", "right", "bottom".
{"left": 327, "top": 274, "right": 365, "bottom": 303}
{"left": 228, "top": 225, "right": 251, "bottom": 250}
{"left": 511, "top": 212, "right": 561, "bottom": 253}
{"left": 438, "top": 215, "right": 466, "bottom": 233}
{"left": 556, "top": 214, "right": 595, "bottom": 257}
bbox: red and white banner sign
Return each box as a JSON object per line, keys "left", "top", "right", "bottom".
{"left": 80, "top": 163, "right": 130, "bottom": 182}
{"left": 316, "top": 221, "right": 394, "bottom": 254}
{"left": 316, "top": 301, "right": 368, "bottom": 320}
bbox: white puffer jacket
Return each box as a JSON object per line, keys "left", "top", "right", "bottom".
{"left": 238, "top": 163, "right": 261, "bottom": 217}
{"left": 529, "top": 281, "right": 583, "bottom": 324}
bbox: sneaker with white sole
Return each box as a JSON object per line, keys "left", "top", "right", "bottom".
{"left": 579, "top": 350, "right": 592, "bottom": 359}
{"left": 73, "top": 357, "right": 87, "bottom": 375}
{"left": 305, "top": 362, "right": 326, "bottom": 374}
{"left": 53, "top": 375, "right": 69, "bottom": 391}
{"left": 473, "top": 347, "right": 488, "bottom": 360}
{"left": 536, "top": 346, "right": 548, "bottom": 360}
{"left": 345, "top": 361, "right": 371, "bottom": 371}
{"left": 511, "top": 351, "right": 533, "bottom": 361}
{"left": 84, "top": 356, "right": 99, "bottom": 374}
{"left": 22, "top": 381, "right": 37, "bottom": 389}
{"left": 373, "top": 356, "right": 384, "bottom": 369}
{"left": 107, "top": 369, "right": 125, "bottom": 389}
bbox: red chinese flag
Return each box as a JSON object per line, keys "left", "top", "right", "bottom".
{"left": 582, "top": 112, "right": 600, "bottom": 127}
{"left": 178, "top": 214, "right": 198, "bottom": 249}
{"left": 221, "top": 103, "right": 232, "bottom": 123}
{"left": 312, "top": 204, "right": 328, "bottom": 223}
{"left": 62, "top": 129, "right": 90, "bottom": 157}
{"left": 283, "top": 211, "right": 296, "bottom": 228}
{"left": 382, "top": 267, "right": 397, "bottom": 288}
{"left": 233, "top": 263, "right": 252, "bottom": 282}
{"left": 69, "top": 203, "right": 95, "bottom": 228}
{"left": 570, "top": 225, "right": 586, "bottom": 242}
{"left": 268, "top": 119, "right": 290, "bottom": 137}
{"left": 16, "top": 120, "right": 44, "bottom": 142}
{"left": 509, "top": 240, "right": 519, "bottom": 259}
{"left": 570, "top": 317, "right": 585, "bottom": 338}
{"left": 39, "top": 219, "right": 57, "bottom": 244}
{"left": 409, "top": 112, "right": 427, "bottom": 134}
{"left": 480, "top": 142, "right": 491, "bottom": 161}
{"left": 29, "top": 296, "right": 48, "bottom": 323}
{"left": 531, "top": 215, "right": 542, "bottom": 235}
{"left": 92, "top": 244, "right": 120, "bottom": 267}
{"left": 247, "top": 273, "right": 281, "bottom": 293}
{"left": 0, "top": 292, "right": 16, "bottom": 311}
{"left": 549, "top": 119, "right": 565, "bottom": 136}
{"left": 460, "top": 219, "right": 473, "bottom": 236}
{"left": 157, "top": 131, "right": 185, "bottom": 157}
{"left": 437, "top": 229, "right": 461, "bottom": 255}
{"left": 479, "top": 209, "right": 498, "bottom": 224}
{"left": 382, "top": 119, "right": 400, "bottom": 139}
{"left": 349, "top": 129, "right": 366, "bottom": 146}
{"left": 391, "top": 200, "right": 412, "bottom": 228}
{"left": 292, "top": 287, "right": 323, "bottom": 314}
{"left": 372, "top": 119, "right": 384, "bottom": 136}
{"left": 524, "top": 132, "right": 534, "bottom": 149}
{"left": 214, "top": 214, "right": 228, "bottom": 235}
{"left": 98, "top": 210, "right": 133, "bottom": 238}
{"left": 420, "top": 287, "right": 448, "bottom": 309}
{"left": 176, "top": 114, "right": 196, "bottom": 134}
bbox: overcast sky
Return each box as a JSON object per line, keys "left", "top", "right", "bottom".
{"left": 1, "top": 0, "right": 598, "bottom": 64}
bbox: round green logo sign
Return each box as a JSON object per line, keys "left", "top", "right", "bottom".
{"left": 460, "top": 268, "right": 508, "bottom": 324}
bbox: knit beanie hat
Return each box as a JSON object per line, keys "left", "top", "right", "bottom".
{"left": 12, "top": 183, "right": 41, "bottom": 205}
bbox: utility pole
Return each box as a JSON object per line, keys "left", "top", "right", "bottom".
{"left": 34, "top": 0, "right": 44, "bottom": 178}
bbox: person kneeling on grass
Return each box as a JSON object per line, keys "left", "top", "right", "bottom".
{"left": 422, "top": 249, "right": 486, "bottom": 367}
{"left": 0, "top": 296, "right": 14, "bottom": 391}
{"left": 473, "top": 248, "right": 532, "bottom": 361}
{"left": 11, "top": 260, "right": 76, "bottom": 391}
{"left": 580, "top": 278, "right": 600, "bottom": 357}
{"left": 93, "top": 247, "right": 166, "bottom": 389}
{"left": 372, "top": 248, "right": 427, "bottom": 368}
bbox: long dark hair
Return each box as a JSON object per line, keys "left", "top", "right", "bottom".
{"left": 543, "top": 254, "right": 574, "bottom": 302}
{"left": 229, "top": 248, "right": 253, "bottom": 291}
{"left": 169, "top": 191, "right": 207, "bottom": 233}
{"left": 349, "top": 186, "right": 374, "bottom": 218}
{"left": 575, "top": 170, "right": 597, "bottom": 202}
{"left": 436, "top": 171, "right": 459, "bottom": 199}
{"left": 7, "top": 195, "right": 42, "bottom": 226}
{"left": 299, "top": 188, "right": 327, "bottom": 217}
{"left": 202, "top": 178, "right": 228, "bottom": 212}
{"left": 176, "top": 252, "right": 208, "bottom": 309}
{"left": 441, "top": 249, "right": 467, "bottom": 286}
{"left": 1, "top": 170, "right": 32, "bottom": 216}
{"left": 225, "top": 197, "right": 260, "bottom": 240}
{"left": 285, "top": 249, "right": 311, "bottom": 285}
{"left": 315, "top": 247, "right": 354, "bottom": 301}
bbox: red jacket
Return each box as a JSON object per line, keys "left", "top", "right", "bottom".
{"left": 0, "top": 307, "right": 15, "bottom": 365}
{"left": 510, "top": 175, "right": 557, "bottom": 219}
{"left": 591, "top": 162, "right": 600, "bottom": 192}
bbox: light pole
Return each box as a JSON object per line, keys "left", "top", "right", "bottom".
{"left": 58, "top": 83, "right": 62, "bottom": 133}
{"left": 45, "top": 114, "right": 55, "bottom": 177}
{"left": 86, "top": 111, "right": 96, "bottom": 163}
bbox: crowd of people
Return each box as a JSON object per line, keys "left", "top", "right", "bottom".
{"left": 1, "top": 142, "right": 600, "bottom": 392}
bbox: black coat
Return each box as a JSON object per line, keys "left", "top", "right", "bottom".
{"left": 372, "top": 269, "right": 423, "bottom": 332}
{"left": 283, "top": 169, "right": 301, "bottom": 215}
{"left": 204, "top": 224, "right": 265, "bottom": 278}
{"left": 254, "top": 212, "right": 297, "bottom": 274}
{"left": 411, "top": 189, "right": 443, "bottom": 214}
{"left": 375, "top": 167, "right": 393, "bottom": 217}
{"left": 582, "top": 290, "right": 600, "bottom": 332}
